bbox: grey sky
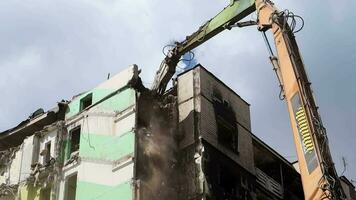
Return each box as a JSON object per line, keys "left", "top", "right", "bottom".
{"left": 0, "top": 0, "right": 355, "bottom": 182}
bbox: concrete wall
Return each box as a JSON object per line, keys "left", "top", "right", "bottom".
{"left": 177, "top": 66, "right": 255, "bottom": 173}
{"left": 198, "top": 67, "right": 251, "bottom": 130}
{"left": 176, "top": 66, "right": 256, "bottom": 199}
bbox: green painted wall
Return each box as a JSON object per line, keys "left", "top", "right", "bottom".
{"left": 76, "top": 181, "right": 133, "bottom": 200}
{"left": 66, "top": 88, "right": 136, "bottom": 119}
{"left": 79, "top": 131, "right": 135, "bottom": 161}
{"left": 63, "top": 85, "right": 136, "bottom": 199}
{"left": 64, "top": 87, "right": 136, "bottom": 161}
{"left": 95, "top": 89, "right": 135, "bottom": 112}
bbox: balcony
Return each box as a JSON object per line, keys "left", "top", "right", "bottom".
{"left": 256, "top": 168, "right": 284, "bottom": 199}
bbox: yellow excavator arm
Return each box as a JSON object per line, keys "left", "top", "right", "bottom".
{"left": 256, "top": 1, "right": 344, "bottom": 199}
{"left": 151, "top": 0, "right": 344, "bottom": 199}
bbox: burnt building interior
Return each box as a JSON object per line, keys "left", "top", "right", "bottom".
{"left": 132, "top": 64, "right": 304, "bottom": 200}
{"left": 253, "top": 135, "right": 304, "bottom": 200}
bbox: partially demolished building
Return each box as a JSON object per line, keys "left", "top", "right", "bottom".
{"left": 0, "top": 65, "right": 305, "bottom": 200}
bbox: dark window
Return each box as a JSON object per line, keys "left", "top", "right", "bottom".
{"left": 80, "top": 93, "right": 92, "bottom": 111}
{"left": 43, "top": 142, "right": 51, "bottom": 165}
{"left": 213, "top": 92, "right": 239, "bottom": 153}
{"left": 70, "top": 127, "right": 81, "bottom": 153}
{"left": 216, "top": 117, "right": 238, "bottom": 153}
{"left": 65, "top": 173, "right": 77, "bottom": 200}
{"left": 218, "top": 165, "right": 238, "bottom": 198}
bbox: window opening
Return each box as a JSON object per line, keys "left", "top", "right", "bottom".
{"left": 213, "top": 91, "right": 239, "bottom": 153}
{"left": 70, "top": 127, "right": 81, "bottom": 154}
{"left": 65, "top": 173, "right": 77, "bottom": 200}
{"left": 80, "top": 93, "right": 92, "bottom": 111}
{"left": 43, "top": 142, "right": 51, "bottom": 166}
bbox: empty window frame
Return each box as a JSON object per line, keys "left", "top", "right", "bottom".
{"left": 80, "top": 93, "right": 92, "bottom": 111}
{"left": 70, "top": 127, "right": 81, "bottom": 154}
{"left": 64, "top": 173, "right": 77, "bottom": 200}
{"left": 43, "top": 141, "right": 51, "bottom": 165}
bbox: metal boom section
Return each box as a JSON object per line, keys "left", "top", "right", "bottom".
{"left": 151, "top": 0, "right": 255, "bottom": 95}
{"left": 151, "top": 0, "right": 344, "bottom": 199}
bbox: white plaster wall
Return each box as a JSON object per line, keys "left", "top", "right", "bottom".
{"left": 66, "top": 113, "right": 117, "bottom": 138}
{"left": 76, "top": 110, "right": 135, "bottom": 187}
{"left": 38, "top": 129, "right": 57, "bottom": 165}
{"left": 8, "top": 147, "right": 22, "bottom": 185}
{"left": 114, "top": 111, "right": 135, "bottom": 137}
{"left": 78, "top": 160, "right": 133, "bottom": 187}
{"left": 0, "top": 150, "right": 22, "bottom": 185}
{"left": 81, "top": 115, "right": 115, "bottom": 136}
{"left": 58, "top": 159, "right": 134, "bottom": 200}
{"left": 96, "top": 65, "right": 138, "bottom": 91}
{"left": 67, "top": 119, "right": 82, "bottom": 133}
{"left": 19, "top": 136, "right": 35, "bottom": 182}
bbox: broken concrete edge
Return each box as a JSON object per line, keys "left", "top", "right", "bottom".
{"left": 0, "top": 64, "right": 143, "bottom": 198}
{"left": 3, "top": 65, "right": 143, "bottom": 199}
{"left": 0, "top": 105, "right": 67, "bottom": 151}
{"left": 65, "top": 64, "right": 143, "bottom": 121}
{"left": 0, "top": 64, "right": 144, "bottom": 152}
{"left": 0, "top": 120, "right": 68, "bottom": 199}
{"left": 176, "top": 63, "right": 250, "bottom": 106}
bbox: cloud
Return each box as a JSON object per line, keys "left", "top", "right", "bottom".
{"left": 0, "top": 0, "right": 355, "bottom": 181}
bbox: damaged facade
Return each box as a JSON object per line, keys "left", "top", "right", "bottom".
{"left": 0, "top": 103, "right": 66, "bottom": 200}
{"left": 1, "top": 64, "right": 309, "bottom": 199}
{"left": 172, "top": 66, "right": 304, "bottom": 200}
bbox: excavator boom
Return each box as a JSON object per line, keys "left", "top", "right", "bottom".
{"left": 152, "top": 0, "right": 344, "bottom": 199}
{"left": 256, "top": 1, "right": 343, "bottom": 199}
{"left": 151, "top": 0, "right": 255, "bottom": 95}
